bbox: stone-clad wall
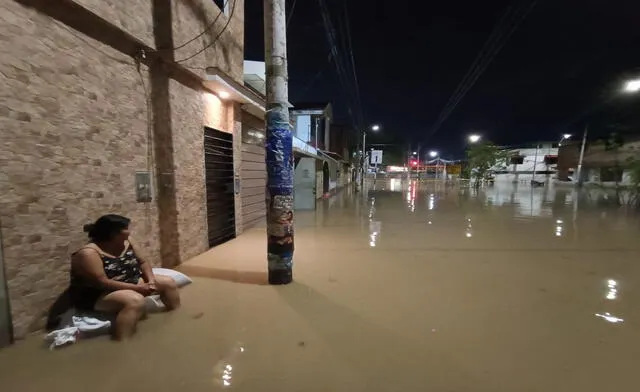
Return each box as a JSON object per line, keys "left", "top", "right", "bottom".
{"left": 74, "top": 0, "right": 155, "bottom": 47}
{"left": 0, "top": 0, "right": 244, "bottom": 338}
{"left": 0, "top": 2, "right": 160, "bottom": 336}
{"left": 172, "top": 0, "right": 245, "bottom": 83}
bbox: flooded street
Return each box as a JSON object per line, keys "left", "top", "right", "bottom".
{"left": 2, "top": 180, "right": 640, "bottom": 391}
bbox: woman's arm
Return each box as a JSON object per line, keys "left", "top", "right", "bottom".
{"left": 72, "top": 249, "right": 147, "bottom": 293}
{"left": 129, "top": 239, "right": 156, "bottom": 286}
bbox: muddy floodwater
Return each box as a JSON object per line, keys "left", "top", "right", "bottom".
{"left": 1, "top": 180, "right": 640, "bottom": 391}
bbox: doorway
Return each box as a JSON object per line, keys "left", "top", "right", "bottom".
{"left": 204, "top": 127, "right": 236, "bottom": 248}
{"left": 294, "top": 157, "right": 317, "bottom": 210}
{"left": 322, "top": 161, "right": 330, "bottom": 195}
{"left": 0, "top": 228, "right": 12, "bottom": 347}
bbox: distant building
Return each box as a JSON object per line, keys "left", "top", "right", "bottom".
{"left": 290, "top": 103, "right": 354, "bottom": 206}
{"left": 492, "top": 143, "right": 560, "bottom": 183}
{"left": 557, "top": 137, "right": 640, "bottom": 185}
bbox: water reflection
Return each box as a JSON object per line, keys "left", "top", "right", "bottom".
{"left": 368, "top": 196, "right": 376, "bottom": 220}
{"left": 555, "top": 219, "right": 564, "bottom": 237}
{"left": 213, "top": 344, "right": 245, "bottom": 388}
{"left": 389, "top": 178, "right": 402, "bottom": 192}
{"left": 605, "top": 279, "right": 618, "bottom": 301}
{"left": 595, "top": 313, "right": 624, "bottom": 324}
{"left": 406, "top": 180, "right": 417, "bottom": 212}
{"left": 369, "top": 220, "right": 382, "bottom": 248}
{"left": 465, "top": 218, "right": 473, "bottom": 238}
{"left": 595, "top": 279, "right": 623, "bottom": 325}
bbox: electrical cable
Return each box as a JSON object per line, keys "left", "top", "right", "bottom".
{"left": 287, "top": 0, "right": 299, "bottom": 28}
{"left": 170, "top": 0, "right": 227, "bottom": 51}
{"left": 317, "top": 0, "right": 363, "bottom": 131}
{"left": 342, "top": 1, "right": 365, "bottom": 128}
{"left": 55, "top": 20, "right": 134, "bottom": 65}
{"left": 428, "top": 0, "right": 537, "bottom": 139}
{"left": 431, "top": 1, "right": 535, "bottom": 135}
{"left": 318, "top": 0, "right": 359, "bottom": 129}
{"left": 175, "top": 0, "right": 237, "bottom": 64}
{"left": 299, "top": 52, "right": 333, "bottom": 95}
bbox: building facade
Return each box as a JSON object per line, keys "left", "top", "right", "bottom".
{"left": 493, "top": 143, "right": 560, "bottom": 183}
{"left": 0, "top": 0, "right": 253, "bottom": 340}
{"left": 557, "top": 138, "right": 640, "bottom": 185}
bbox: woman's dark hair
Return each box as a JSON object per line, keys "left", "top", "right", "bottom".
{"left": 83, "top": 214, "right": 131, "bottom": 242}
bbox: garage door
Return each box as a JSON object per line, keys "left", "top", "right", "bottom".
{"left": 241, "top": 143, "right": 266, "bottom": 229}
{"left": 204, "top": 126, "right": 236, "bottom": 248}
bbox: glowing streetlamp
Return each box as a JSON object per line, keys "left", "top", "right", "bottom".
{"left": 429, "top": 151, "right": 438, "bottom": 158}
{"left": 559, "top": 133, "right": 571, "bottom": 146}
{"left": 468, "top": 134, "right": 481, "bottom": 143}
{"left": 623, "top": 79, "right": 640, "bottom": 93}
{"left": 359, "top": 123, "right": 381, "bottom": 189}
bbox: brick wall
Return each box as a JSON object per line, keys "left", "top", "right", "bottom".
{"left": 172, "top": 0, "right": 244, "bottom": 83}
{"left": 0, "top": 0, "right": 244, "bottom": 338}
{"left": 74, "top": 0, "right": 154, "bottom": 46}
{"left": 0, "top": 2, "right": 161, "bottom": 336}
{"left": 170, "top": 83, "right": 238, "bottom": 263}
{"left": 170, "top": 81, "right": 208, "bottom": 263}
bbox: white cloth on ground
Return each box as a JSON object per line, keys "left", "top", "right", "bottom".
{"left": 45, "top": 295, "right": 165, "bottom": 349}
{"left": 45, "top": 267, "right": 190, "bottom": 349}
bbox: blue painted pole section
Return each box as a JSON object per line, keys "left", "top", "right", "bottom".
{"left": 265, "top": 0, "right": 294, "bottom": 284}
{"left": 265, "top": 110, "right": 294, "bottom": 284}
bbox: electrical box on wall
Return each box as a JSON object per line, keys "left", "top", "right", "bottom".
{"left": 135, "top": 171, "right": 153, "bottom": 202}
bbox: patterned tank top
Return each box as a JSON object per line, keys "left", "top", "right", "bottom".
{"left": 71, "top": 242, "right": 142, "bottom": 286}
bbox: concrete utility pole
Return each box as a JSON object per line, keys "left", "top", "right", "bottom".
{"left": 360, "top": 131, "right": 367, "bottom": 189}
{"left": 264, "top": 0, "right": 293, "bottom": 284}
{"left": 576, "top": 124, "right": 588, "bottom": 187}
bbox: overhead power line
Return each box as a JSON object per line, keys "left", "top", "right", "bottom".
{"left": 342, "top": 1, "right": 364, "bottom": 129}
{"left": 171, "top": 0, "right": 227, "bottom": 51}
{"left": 428, "top": 0, "right": 537, "bottom": 139}
{"left": 175, "top": 0, "right": 237, "bottom": 64}
{"left": 287, "top": 0, "right": 299, "bottom": 27}
{"left": 317, "top": 0, "right": 364, "bottom": 131}
{"left": 299, "top": 51, "right": 333, "bottom": 95}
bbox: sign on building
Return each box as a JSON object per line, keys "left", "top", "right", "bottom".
{"left": 370, "top": 150, "right": 383, "bottom": 165}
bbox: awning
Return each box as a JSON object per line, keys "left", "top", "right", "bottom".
{"left": 204, "top": 67, "right": 266, "bottom": 119}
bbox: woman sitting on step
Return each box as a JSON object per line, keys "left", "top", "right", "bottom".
{"left": 69, "top": 214, "right": 180, "bottom": 340}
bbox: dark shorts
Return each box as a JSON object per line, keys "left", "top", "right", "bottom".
{"left": 69, "top": 285, "right": 105, "bottom": 311}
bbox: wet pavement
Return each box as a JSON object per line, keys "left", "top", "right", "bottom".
{"left": 2, "top": 179, "right": 640, "bottom": 391}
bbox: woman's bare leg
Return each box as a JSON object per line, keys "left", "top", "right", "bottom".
{"left": 154, "top": 275, "right": 181, "bottom": 311}
{"left": 95, "top": 290, "right": 146, "bottom": 340}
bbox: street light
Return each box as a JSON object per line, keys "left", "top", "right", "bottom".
{"left": 429, "top": 151, "right": 438, "bottom": 158}
{"left": 360, "top": 124, "right": 381, "bottom": 189}
{"left": 623, "top": 79, "right": 640, "bottom": 93}
{"left": 412, "top": 151, "right": 417, "bottom": 155}
{"left": 559, "top": 133, "right": 571, "bottom": 146}
{"left": 468, "top": 134, "right": 481, "bottom": 143}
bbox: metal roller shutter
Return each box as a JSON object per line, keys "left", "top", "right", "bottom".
{"left": 204, "top": 126, "right": 236, "bottom": 248}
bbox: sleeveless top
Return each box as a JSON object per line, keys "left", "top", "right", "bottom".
{"left": 69, "top": 242, "right": 143, "bottom": 309}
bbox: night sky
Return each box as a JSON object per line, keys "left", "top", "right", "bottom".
{"left": 245, "top": 0, "right": 640, "bottom": 158}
